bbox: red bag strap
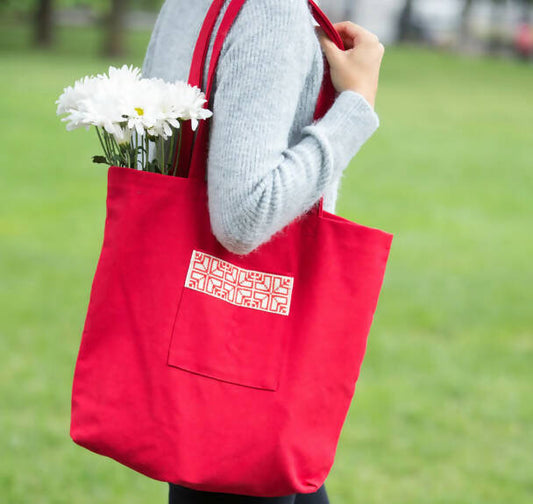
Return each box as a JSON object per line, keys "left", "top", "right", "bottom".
{"left": 171, "top": 0, "right": 227, "bottom": 176}
{"left": 184, "top": 0, "right": 344, "bottom": 214}
{"left": 189, "top": 0, "right": 227, "bottom": 89}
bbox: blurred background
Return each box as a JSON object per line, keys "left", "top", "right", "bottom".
{"left": 1, "top": 1, "right": 531, "bottom": 503}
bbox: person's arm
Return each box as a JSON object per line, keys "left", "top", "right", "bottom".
{"left": 207, "top": 0, "right": 379, "bottom": 255}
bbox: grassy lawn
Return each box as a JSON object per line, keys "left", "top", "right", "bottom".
{"left": 1, "top": 22, "right": 532, "bottom": 504}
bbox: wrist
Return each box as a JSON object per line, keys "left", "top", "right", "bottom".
{"left": 345, "top": 87, "right": 375, "bottom": 109}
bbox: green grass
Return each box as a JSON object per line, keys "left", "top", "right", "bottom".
{"left": 1, "top": 23, "right": 532, "bottom": 504}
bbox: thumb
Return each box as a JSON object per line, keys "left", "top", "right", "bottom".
{"left": 315, "top": 27, "right": 342, "bottom": 62}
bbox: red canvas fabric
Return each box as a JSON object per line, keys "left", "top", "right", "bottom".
{"left": 70, "top": 0, "right": 393, "bottom": 497}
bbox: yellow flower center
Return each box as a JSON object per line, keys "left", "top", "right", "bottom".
{"left": 135, "top": 107, "right": 144, "bottom": 116}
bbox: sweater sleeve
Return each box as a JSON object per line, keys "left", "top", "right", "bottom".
{"left": 207, "top": 0, "right": 379, "bottom": 255}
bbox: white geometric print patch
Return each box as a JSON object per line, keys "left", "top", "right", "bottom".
{"left": 184, "top": 250, "right": 294, "bottom": 316}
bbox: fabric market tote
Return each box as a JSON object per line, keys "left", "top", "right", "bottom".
{"left": 70, "top": 0, "right": 393, "bottom": 497}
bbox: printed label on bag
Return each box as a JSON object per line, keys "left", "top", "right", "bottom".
{"left": 184, "top": 250, "right": 294, "bottom": 316}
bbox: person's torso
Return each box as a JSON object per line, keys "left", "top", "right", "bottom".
{"left": 142, "top": 0, "right": 325, "bottom": 148}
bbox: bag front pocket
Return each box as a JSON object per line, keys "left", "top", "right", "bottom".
{"left": 167, "top": 250, "right": 294, "bottom": 391}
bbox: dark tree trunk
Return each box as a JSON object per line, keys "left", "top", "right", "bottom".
{"left": 487, "top": 0, "right": 503, "bottom": 53}
{"left": 34, "top": 0, "right": 54, "bottom": 48}
{"left": 103, "top": 0, "right": 130, "bottom": 58}
{"left": 397, "top": 0, "right": 414, "bottom": 42}
{"left": 459, "top": 0, "right": 475, "bottom": 44}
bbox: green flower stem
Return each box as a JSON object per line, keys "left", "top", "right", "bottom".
{"left": 110, "top": 135, "right": 118, "bottom": 165}
{"left": 127, "top": 138, "right": 133, "bottom": 169}
{"left": 139, "top": 131, "right": 143, "bottom": 170}
{"left": 134, "top": 130, "right": 138, "bottom": 169}
{"left": 109, "top": 134, "right": 119, "bottom": 165}
{"left": 142, "top": 133, "right": 145, "bottom": 170}
{"left": 173, "top": 122, "right": 183, "bottom": 177}
{"left": 95, "top": 127, "right": 109, "bottom": 161}
{"left": 104, "top": 131, "right": 114, "bottom": 162}
{"left": 131, "top": 139, "right": 135, "bottom": 169}
{"left": 110, "top": 135, "right": 124, "bottom": 167}
{"left": 170, "top": 125, "right": 178, "bottom": 176}
{"left": 145, "top": 134, "right": 151, "bottom": 174}
{"left": 161, "top": 137, "right": 166, "bottom": 175}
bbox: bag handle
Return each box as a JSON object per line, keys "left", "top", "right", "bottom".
{"left": 183, "top": 0, "right": 344, "bottom": 216}
{"left": 171, "top": 0, "right": 227, "bottom": 176}
{"left": 172, "top": 0, "right": 247, "bottom": 178}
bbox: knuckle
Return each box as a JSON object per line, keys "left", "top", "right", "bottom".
{"left": 361, "top": 32, "right": 379, "bottom": 45}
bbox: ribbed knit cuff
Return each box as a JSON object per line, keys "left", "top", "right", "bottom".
{"left": 306, "top": 90, "right": 380, "bottom": 174}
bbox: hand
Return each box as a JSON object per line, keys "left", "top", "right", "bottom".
{"left": 316, "top": 22, "right": 385, "bottom": 109}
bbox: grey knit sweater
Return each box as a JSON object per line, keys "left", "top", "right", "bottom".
{"left": 142, "top": 0, "right": 380, "bottom": 255}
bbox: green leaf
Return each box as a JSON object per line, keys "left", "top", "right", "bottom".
{"left": 92, "top": 155, "right": 109, "bottom": 164}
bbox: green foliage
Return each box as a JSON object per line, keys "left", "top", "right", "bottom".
{"left": 0, "top": 0, "right": 34, "bottom": 12}
{"left": 1, "top": 0, "right": 164, "bottom": 14}
{"left": 1, "top": 22, "right": 532, "bottom": 504}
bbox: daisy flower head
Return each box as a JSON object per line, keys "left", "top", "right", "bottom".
{"left": 172, "top": 82, "right": 213, "bottom": 131}
{"left": 56, "top": 65, "right": 213, "bottom": 172}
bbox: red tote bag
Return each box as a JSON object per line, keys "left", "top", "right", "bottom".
{"left": 70, "top": 0, "right": 393, "bottom": 497}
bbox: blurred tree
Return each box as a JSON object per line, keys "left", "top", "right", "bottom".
{"left": 459, "top": 0, "right": 475, "bottom": 45}
{"left": 521, "top": 0, "right": 533, "bottom": 23}
{"left": 397, "top": 0, "right": 415, "bottom": 42}
{"left": 34, "top": 0, "right": 54, "bottom": 47}
{"left": 488, "top": 0, "right": 506, "bottom": 52}
{"left": 103, "top": 0, "right": 130, "bottom": 57}
{"left": 396, "top": 0, "right": 431, "bottom": 44}
{"left": 3, "top": 0, "right": 163, "bottom": 53}
{"left": 397, "top": 0, "right": 428, "bottom": 42}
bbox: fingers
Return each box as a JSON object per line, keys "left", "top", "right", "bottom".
{"left": 333, "top": 21, "right": 381, "bottom": 49}
{"left": 316, "top": 27, "right": 341, "bottom": 60}
{"left": 316, "top": 23, "right": 383, "bottom": 61}
{"left": 332, "top": 21, "right": 362, "bottom": 41}
{"left": 316, "top": 21, "right": 384, "bottom": 97}
{"left": 333, "top": 21, "right": 375, "bottom": 40}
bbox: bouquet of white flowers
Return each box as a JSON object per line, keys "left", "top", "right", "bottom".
{"left": 56, "top": 65, "right": 212, "bottom": 175}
